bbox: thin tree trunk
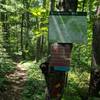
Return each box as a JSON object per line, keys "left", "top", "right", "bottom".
{"left": 21, "top": 13, "right": 24, "bottom": 59}
{"left": 1, "top": 0, "right": 10, "bottom": 53}
{"left": 51, "top": 0, "right": 55, "bottom": 11}
{"left": 93, "top": 6, "right": 100, "bottom": 66}
{"left": 36, "top": 17, "right": 41, "bottom": 61}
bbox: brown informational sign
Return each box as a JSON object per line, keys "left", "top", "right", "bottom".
{"left": 45, "top": 43, "right": 72, "bottom": 99}
{"left": 49, "top": 43, "right": 71, "bottom": 67}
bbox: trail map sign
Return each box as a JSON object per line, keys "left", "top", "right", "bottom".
{"left": 49, "top": 12, "right": 87, "bottom": 43}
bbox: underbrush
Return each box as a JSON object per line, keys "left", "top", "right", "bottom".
{"left": 0, "top": 58, "right": 15, "bottom": 92}
{"left": 21, "top": 60, "right": 46, "bottom": 100}
{"left": 20, "top": 60, "right": 91, "bottom": 100}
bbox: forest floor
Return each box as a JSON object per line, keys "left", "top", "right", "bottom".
{"left": 0, "top": 62, "right": 28, "bottom": 100}
{"left": 0, "top": 60, "right": 46, "bottom": 100}
{"left": 0, "top": 60, "right": 99, "bottom": 100}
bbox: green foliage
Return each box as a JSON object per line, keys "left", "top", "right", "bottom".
{"left": 62, "top": 68, "right": 90, "bottom": 100}
{"left": 0, "top": 58, "right": 15, "bottom": 91}
{"left": 18, "top": 60, "right": 90, "bottom": 100}
{"left": 0, "top": 0, "right": 99, "bottom": 99}
{"left": 0, "top": 0, "right": 24, "bottom": 13}
{"left": 0, "top": 58, "right": 15, "bottom": 76}
{"left": 20, "top": 61, "right": 46, "bottom": 100}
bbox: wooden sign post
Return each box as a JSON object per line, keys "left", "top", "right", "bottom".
{"left": 46, "top": 43, "right": 72, "bottom": 99}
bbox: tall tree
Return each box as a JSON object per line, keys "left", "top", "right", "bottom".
{"left": 89, "top": 1, "right": 100, "bottom": 97}
{"left": 93, "top": 5, "right": 100, "bottom": 66}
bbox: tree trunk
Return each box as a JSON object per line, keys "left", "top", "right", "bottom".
{"left": 93, "top": 7, "right": 100, "bottom": 66}
{"left": 89, "top": 5, "right": 100, "bottom": 97}
{"left": 51, "top": 0, "right": 55, "bottom": 11}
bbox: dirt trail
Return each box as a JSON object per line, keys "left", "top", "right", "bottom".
{"left": 0, "top": 63, "right": 27, "bottom": 100}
